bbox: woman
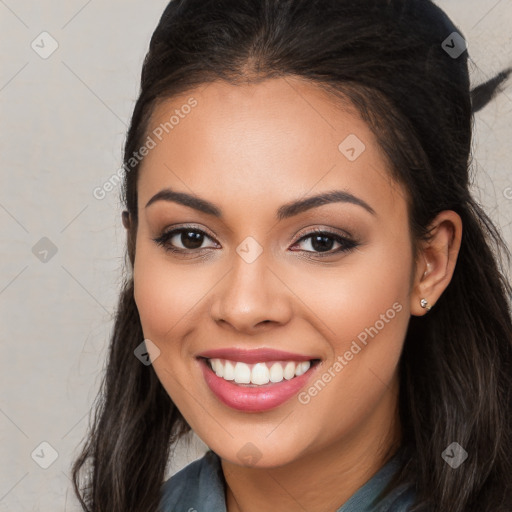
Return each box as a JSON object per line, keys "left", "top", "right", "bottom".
{"left": 72, "top": 0, "right": 512, "bottom": 510}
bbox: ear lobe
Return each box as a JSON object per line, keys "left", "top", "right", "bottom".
{"left": 410, "top": 211, "right": 463, "bottom": 316}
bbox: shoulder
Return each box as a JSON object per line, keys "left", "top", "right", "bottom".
{"left": 374, "top": 484, "right": 417, "bottom": 512}
{"left": 338, "top": 447, "right": 421, "bottom": 512}
{"left": 158, "top": 450, "right": 226, "bottom": 512}
{"left": 373, "top": 453, "right": 421, "bottom": 512}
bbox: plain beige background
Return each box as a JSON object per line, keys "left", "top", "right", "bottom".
{"left": 1, "top": 1, "right": 511, "bottom": 510}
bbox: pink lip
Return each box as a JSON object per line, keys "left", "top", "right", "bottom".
{"left": 197, "top": 358, "right": 320, "bottom": 412}
{"left": 196, "top": 347, "right": 317, "bottom": 364}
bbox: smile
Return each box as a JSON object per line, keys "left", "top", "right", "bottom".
{"left": 197, "top": 354, "right": 321, "bottom": 412}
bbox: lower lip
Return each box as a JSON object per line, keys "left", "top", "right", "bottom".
{"left": 198, "top": 358, "right": 319, "bottom": 412}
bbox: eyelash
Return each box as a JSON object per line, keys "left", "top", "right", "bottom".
{"left": 152, "top": 225, "right": 358, "bottom": 259}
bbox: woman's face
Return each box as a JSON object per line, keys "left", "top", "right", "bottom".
{"left": 133, "top": 77, "right": 415, "bottom": 467}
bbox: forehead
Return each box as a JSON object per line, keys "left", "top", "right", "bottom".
{"left": 137, "top": 77, "right": 405, "bottom": 220}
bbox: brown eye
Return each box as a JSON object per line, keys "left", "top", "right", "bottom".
{"left": 291, "top": 229, "right": 358, "bottom": 257}
{"left": 152, "top": 227, "right": 218, "bottom": 254}
{"left": 177, "top": 230, "right": 205, "bottom": 250}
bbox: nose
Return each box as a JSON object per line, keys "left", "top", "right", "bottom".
{"left": 209, "top": 252, "right": 293, "bottom": 334}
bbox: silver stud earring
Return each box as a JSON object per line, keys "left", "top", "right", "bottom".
{"left": 420, "top": 298, "right": 432, "bottom": 311}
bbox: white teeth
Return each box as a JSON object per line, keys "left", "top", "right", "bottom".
{"left": 283, "top": 361, "right": 296, "bottom": 380}
{"left": 208, "top": 358, "right": 314, "bottom": 385}
{"left": 234, "top": 362, "right": 251, "bottom": 384}
{"left": 211, "top": 359, "right": 224, "bottom": 377}
{"left": 223, "top": 360, "right": 235, "bottom": 380}
{"left": 269, "top": 362, "right": 284, "bottom": 382}
{"left": 251, "top": 363, "right": 270, "bottom": 385}
{"left": 295, "top": 361, "right": 311, "bottom": 376}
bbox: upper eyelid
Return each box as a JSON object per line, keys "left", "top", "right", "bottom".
{"left": 161, "top": 224, "right": 219, "bottom": 243}
{"left": 295, "top": 225, "right": 353, "bottom": 240}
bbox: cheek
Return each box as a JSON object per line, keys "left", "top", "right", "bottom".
{"left": 290, "top": 233, "right": 412, "bottom": 344}
{"left": 294, "top": 237, "right": 412, "bottom": 426}
{"left": 345, "top": 245, "right": 411, "bottom": 367}
{"left": 133, "top": 242, "right": 206, "bottom": 343}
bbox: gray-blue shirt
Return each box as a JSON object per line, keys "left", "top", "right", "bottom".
{"left": 158, "top": 448, "right": 417, "bottom": 511}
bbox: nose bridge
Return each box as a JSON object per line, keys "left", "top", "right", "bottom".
{"left": 210, "top": 241, "right": 291, "bottom": 331}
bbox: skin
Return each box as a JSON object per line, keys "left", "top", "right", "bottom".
{"left": 126, "top": 77, "right": 462, "bottom": 512}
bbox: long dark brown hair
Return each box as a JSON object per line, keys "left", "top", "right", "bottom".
{"left": 71, "top": 1, "right": 512, "bottom": 510}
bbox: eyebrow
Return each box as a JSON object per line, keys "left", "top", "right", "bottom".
{"left": 145, "top": 188, "right": 376, "bottom": 220}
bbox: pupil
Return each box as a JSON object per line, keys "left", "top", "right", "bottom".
{"left": 311, "top": 235, "right": 333, "bottom": 252}
{"left": 182, "top": 231, "right": 203, "bottom": 249}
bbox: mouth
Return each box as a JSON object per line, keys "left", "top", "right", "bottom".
{"left": 196, "top": 355, "right": 322, "bottom": 412}
{"left": 199, "top": 357, "right": 321, "bottom": 386}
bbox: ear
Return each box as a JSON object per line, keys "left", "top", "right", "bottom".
{"left": 410, "top": 210, "right": 463, "bottom": 316}
{"left": 122, "top": 210, "right": 131, "bottom": 229}
{"left": 122, "top": 210, "right": 137, "bottom": 266}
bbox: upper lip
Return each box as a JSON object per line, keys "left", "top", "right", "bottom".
{"left": 196, "top": 347, "right": 319, "bottom": 364}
